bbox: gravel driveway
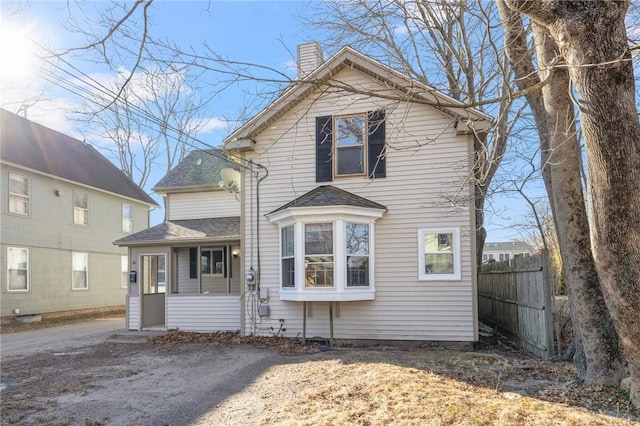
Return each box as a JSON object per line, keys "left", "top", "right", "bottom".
{"left": 1, "top": 322, "right": 283, "bottom": 425}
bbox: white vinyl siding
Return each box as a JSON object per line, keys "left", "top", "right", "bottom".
{"left": 8, "top": 173, "right": 29, "bottom": 215}
{"left": 167, "top": 296, "right": 241, "bottom": 332}
{"left": 127, "top": 296, "right": 140, "bottom": 330}
{"left": 168, "top": 191, "right": 240, "bottom": 220}
{"left": 241, "top": 66, "right": 476, "bottom": 341}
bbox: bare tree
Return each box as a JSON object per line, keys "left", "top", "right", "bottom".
{"left": 77, "top": 64, "right": 213, "bottom": 189}
{"left": 306, "top": 0, "right": 515, "bottom": 267}
{"left": 503, "top": 0, "right": 640, "bottom": 405}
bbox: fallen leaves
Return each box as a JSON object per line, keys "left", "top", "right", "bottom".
{"left": 148, "top": 330, "right": 322, "bottom": 355}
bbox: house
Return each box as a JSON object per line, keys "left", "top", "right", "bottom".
{"left": 483, "top": 241, "right": 534, "bottom": 263}
{"left": 118, "top": 42, "right": 492, "bottom": 342}
{"left": 0, "top": 109, "right": 158, "bottom": 320}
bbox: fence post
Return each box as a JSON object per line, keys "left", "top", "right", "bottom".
{"left": 540, "top": 250, "right": 555, "bottom": 358}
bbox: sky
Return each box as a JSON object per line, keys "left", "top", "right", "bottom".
{"left": 0, "top": 0, "right": 539, "bottom": 243}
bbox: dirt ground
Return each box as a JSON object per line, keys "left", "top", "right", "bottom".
{"left": 1, "top": 322, "right": 639, "bottom": 425}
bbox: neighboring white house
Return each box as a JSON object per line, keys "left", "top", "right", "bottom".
{"left": 1, "top": 109, "right": 158, "bottom": 320}
{"left": 118, "top": 43, "right": 492, "bottom": 343}
{"left": 482, "top": 241, "right": 534, "bottom": 263}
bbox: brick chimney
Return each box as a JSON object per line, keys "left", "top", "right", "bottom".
{"left": 297, "top": 42, "right": 324, "bottom": 78}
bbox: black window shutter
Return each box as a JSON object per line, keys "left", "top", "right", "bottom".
{"left": 222, "top": 247, "right": 228, "bottom": 278}
{"left": 316, "top": 115, "right": 333, "bottom": 182}
{"left": 368, "top": 110, "right": 386, "bottom": 178}
{"left": 189, "top": 247, "right": 198, "bottom": 279}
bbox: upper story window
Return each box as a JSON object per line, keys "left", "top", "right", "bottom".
{"left": 74, "top": 191, "right": 88, "bottom": 225}
{"left": 122, "top": 203, "right": 133, "bottom": 232}
{"left": 316, "top": 110, "right": 386, "bottom": 182}
{"left": 418, "top": 228, "right": 461, "bottom": 281}
{"left": 335, "top": 115, "right": 366, "bottom": 176}
{"left": 8, "top": 173, "right": 29, "bottom": 215}
{"left": 72, "top": 252, "right": 89, "bottom": 290}
{"left": 7, "top": 247, "right": 29, "bottom": 291}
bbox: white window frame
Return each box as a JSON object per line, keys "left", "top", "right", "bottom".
{"left": 334, "top": 114, "right": 367, "bottom": 178}
{"left": 122, "top": 203, "right": 133, "bottom": 232}
{"left": 8, "top": 173, "right": 29, "bottom": 216}
{"left": 7, "top": 247, "right": 29, "bottom": 291}
{"left": 304, "top": 222, "right": 335, "bottom": 288}
{"left": 73, "top": 191, "right": 89, "bottom": 225}
{"left": 72, "top": 252, "right": 89, "bottom": 290}
{"left": 201, "top": 248, "right": 225, "bottom": 276}
{"left": 280, "top": 225, "right": 295, "bottom": 288}
{"left": 121, "top": 255, "right": 128, "bottom": 288}
{"left": 418, "top": 228, "right": 461, "bottom": 281}
{"left": 345, "top": 221, "right": 370, "bottom": 287}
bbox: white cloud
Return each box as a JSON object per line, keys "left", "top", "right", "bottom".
{"left": 192, "top": 117, "right": 233, "bottom": 133}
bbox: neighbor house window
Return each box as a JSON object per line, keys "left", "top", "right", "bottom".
{"left": 418, "top": 228, "right": 461, "bottom": 281}
{"left": 201, "top": 248, "right": 224, "bottom": 276}
{"left": 122, "top": 203, "right": 133, "bottom": 232}
{"left": 7, "top": 247, "right": 29, "bottom": 291}
{"left": 281, "top": 226, "right": 295, "bottom": 288}
{"left": 121, "top": 255, "right": 128, "bottom": 288}
{"left": 346, "top": 222, "right": 369, "bottom": 287}
{"left": 334, "top": 114, "right": 366, "bottom": 176}
{"left": 304, "top": 223, "right": 334, "bottom": 287}
{"left": 8, "top": 173, "right": 29, "bottom": 215}
{"left": 72, "top": 252, "right": 89, "bottom": 289}
{"left": 74, "top": 192, "right": 88, "bottom": 225}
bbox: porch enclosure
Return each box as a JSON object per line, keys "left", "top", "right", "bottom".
{"left": 478, "top": 252, "right": 554, "bottom": 358}
{"left": 127, "top": 243, "right": 242, "bottom": 331}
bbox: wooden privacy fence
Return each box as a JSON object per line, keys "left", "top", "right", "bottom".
{"left": 478, "top": 252, "right": 554, "bottom": 358}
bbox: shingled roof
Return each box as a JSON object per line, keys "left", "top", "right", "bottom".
{"left": 114, "top": 217, "right": 240, "bottom": 246}
{"left": 153, "top": 148, "right": 236, "bottom": 191}
{"left": 0, "top": 109, "right": 157, "bottom": 206}
{"left": 268, "top": 185, "right": 387, "bottom": 215}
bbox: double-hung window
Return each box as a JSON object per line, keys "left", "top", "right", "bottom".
{"left": 304, "top": 223, "right": 334, "bottom": 287}
{"left": 418, "top": 228, "right": 461, "bottom": 281}
{"left": 8, "top": 173, "right": 29, "bottom": 215}
{"left": 346, "top": 222, "right": 369, "bottom": 287}
{"left": 7, "top": 247, "right": 29, "bottom": 291}
{"left": 121, "top": 255, "right": 128, "bottom": 288}
{"left": 281, "top": 226, "right": 295, "bottom": 288}
{"left": 335, "top": 115, "right": 366, "bottom": 176}
{"left": 72, "top": 252, "right": 89, "bottom": 289}
{"left": 74, "top": 192, "right": 88, "bottom": 225}
{"left": 201, "top": 248, "right": 224, "bottom": 276}
{"left": 122, "top": 203, "right": 133, "bottom": 232}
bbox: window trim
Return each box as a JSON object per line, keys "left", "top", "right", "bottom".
{"left": 201, "top": 248, "right": 225, "bottom": 276}
{"left": 122, "top": 203, "right": 133, "bottom": 233}
{"left": 121, "top": 255, "right": 129, "bottom": 288}
{"left": 72, "top": 252, "right": 89, "bottom": 290}
{"left": 333, "top": 113, "right": 367, "bottom": 178}
{"left": 8, "top": 173, "right": 29, "bottom": 216}
{"left": 7, "top": 247, "right": 29, "bottom": 292}
{"left": 418, "top": 228, "right": 461, "bottom": 281}
{"left": 73, "top": 191, "right": 89, "bottom": 226}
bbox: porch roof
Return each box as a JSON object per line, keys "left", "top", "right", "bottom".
{"left": 114, "top": 217, "right": 240, "bottom": 246}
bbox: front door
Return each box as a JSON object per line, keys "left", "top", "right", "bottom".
{"left": 141, "top": 254, "right": 166, "bottom": 329}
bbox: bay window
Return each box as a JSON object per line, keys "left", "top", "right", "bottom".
{"left": 269, "top": 203, "right": 384, "bottom": 302}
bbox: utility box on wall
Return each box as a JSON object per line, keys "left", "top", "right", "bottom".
{"left": 258, "top": 305, "right": 270, "bottom": 317}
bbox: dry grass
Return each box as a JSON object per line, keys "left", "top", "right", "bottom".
{"left": 197, "top": 347, "right": 638, "bottom": 426}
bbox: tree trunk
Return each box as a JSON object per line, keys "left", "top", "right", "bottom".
{"left": 497, "top": 0, "right": 624, "bottom": 385}
{"left": 506, "top": 0, "right": 640, "bottom": 406}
